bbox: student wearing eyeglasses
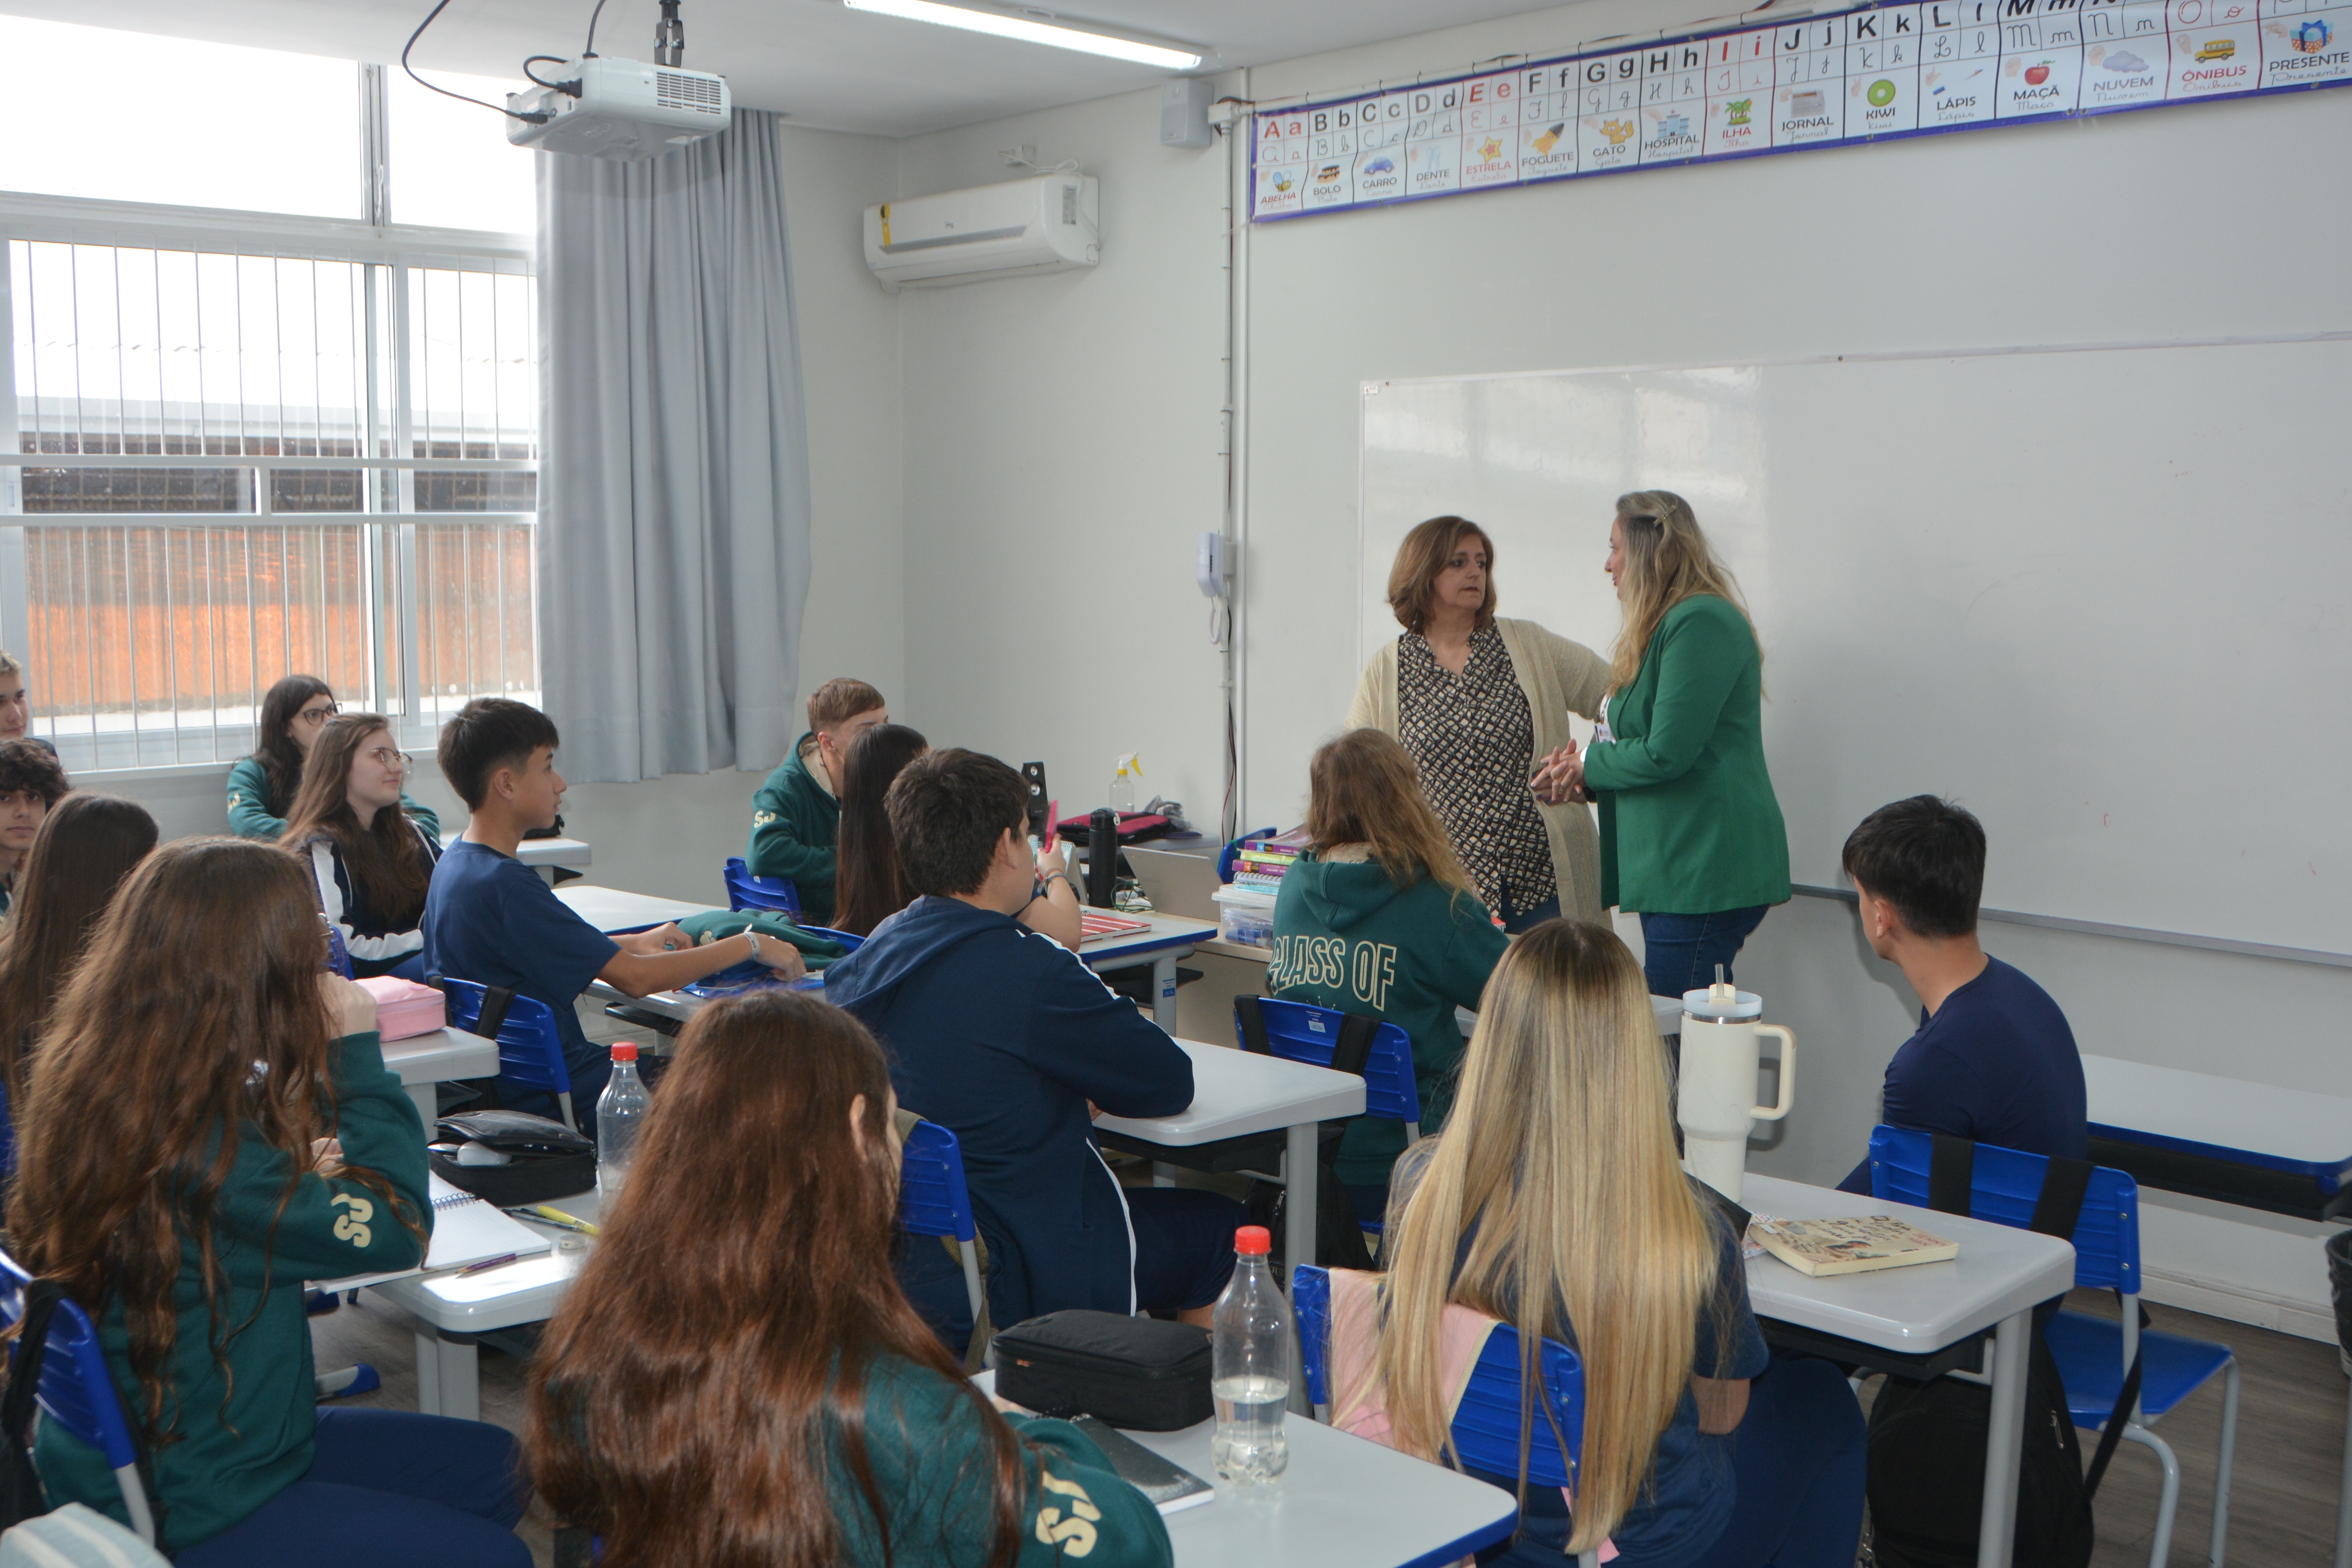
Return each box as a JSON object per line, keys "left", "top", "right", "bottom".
{"left": 229, "top": 676, "right": 441, "bottom": 842}
{"left": 281, "top": 714, "right": 444, "bottom": 981}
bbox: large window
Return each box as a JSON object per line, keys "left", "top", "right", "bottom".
{"left": 0, "top": 23, "right": 538, "bottom": 772}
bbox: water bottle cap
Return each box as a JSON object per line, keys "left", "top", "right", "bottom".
{"left": 1234, "top": 1225, "right": 1271, "bottom": 1256}
{"left": 611, "top": 1041, "right": 638, "bottom": 1062}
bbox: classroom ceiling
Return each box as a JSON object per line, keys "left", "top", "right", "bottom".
{"left": 12, "top": 0, "right": 1566, "bottom": 137}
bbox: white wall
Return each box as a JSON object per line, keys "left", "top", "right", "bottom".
{"left": 884, "top": 0, "right": 2352, "bottom": 1335}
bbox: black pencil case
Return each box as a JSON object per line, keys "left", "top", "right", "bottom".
{"left": 992, "top": 1311, "right": 1213, "bottom": 1432}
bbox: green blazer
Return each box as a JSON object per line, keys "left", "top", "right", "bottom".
{"left": 1583, "top": 594, "right": 1789, "bottom": 914}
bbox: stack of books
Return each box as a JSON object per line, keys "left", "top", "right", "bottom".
{"left": 1231, "top": 827, "right": 1311, "bottom": 892}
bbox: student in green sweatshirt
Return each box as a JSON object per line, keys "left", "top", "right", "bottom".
{"left": 528, "top": 989, "right": 1172, "bottom": 1568}
{"left": 1270, "top": 728, "right": 1509, "bottom": 1219}
{"left": 9, "top": 838, "right": 529, "bottom": 1566}
{"left": 745, "top": 677, "right": 889, "bottom": 924}
{"left": 229, "top": 674, "right": 440, "bottom": 841}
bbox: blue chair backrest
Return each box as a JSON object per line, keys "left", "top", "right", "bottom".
{"left": 1236, "top": 997, "right": 1420, "bottom": 1125}
{"left": 440, "top": 979, "right": 573, "bottom": 1095}
{"left": 899, "top": 1120, "right": 977, "bottom": 1244}
{"left": 1294, "top": 1265, "right": 1583, "bottom": 1489}
{"left": 794, "top": 925, "right": 865, "bottom": 953}
{"left": 0, "top": 1251, "right": 140, "bottom": 1471}
{"left": 1867, "top": 1124, "right": 2138, "bottom": 1293}
{"left": 722, "top": 858, "right": 801, "bottom": 916}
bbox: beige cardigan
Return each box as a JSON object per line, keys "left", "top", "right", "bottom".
{"left": 1345, "top": 616, "right": 1614, "bottom": 919}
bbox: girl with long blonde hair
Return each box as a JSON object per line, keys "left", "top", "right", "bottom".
{"left": 1352, "top": 920, "right": 1863, "bottom": 1567}
{"left": 1267, "top": 729, "right": 1508, "bottom": 1221}
{"left": 1536, "top": 491, "right": 1790, "bottom": 1001}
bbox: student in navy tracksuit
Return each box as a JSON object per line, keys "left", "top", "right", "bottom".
{"left": 1835, "top": 795, "right": 2086, "bottom": 1194}
{"left": 824, "top": 749, "right": 1247, "bottom": 1329}
{"left": 282, "top": 713, "right": 445, "bottom": 980}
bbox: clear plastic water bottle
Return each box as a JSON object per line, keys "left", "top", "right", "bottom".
{"left": 1108, "top": 752, "right": 1140, "bottom": 814}
{"left": 1210, "top": 1224, "right": 1290, "bottom": 1483}
{"left": 596, "top": 1042, "right": 650, "bottom": 1202}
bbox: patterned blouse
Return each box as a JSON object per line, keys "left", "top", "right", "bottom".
{"left": 1395, "top": 627, "right": 1556, "bottom": 919}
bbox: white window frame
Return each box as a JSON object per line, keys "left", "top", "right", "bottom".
{"left": 0, "top": 63, "right": 539, "bottom": 773}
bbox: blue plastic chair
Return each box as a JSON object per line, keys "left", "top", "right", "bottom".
{"left": 1869, "top": 1125, "right": 2238, "bottom": 1568}
{"left": 1296, "top": 1263, "right": 1588, "bottom": 1564}
{"left": 0, "top": 1250, "right": 156, "bottom": 1545}
{"left": 440, "top": 979, "right": 580, "bottom": 1132}
{"left": 899, "top": 1120, "right": 985, "bottom": 1339}
{"left": 721, "top": 858, "right": 800, "bottom": 916}
{"left": 1237, "top": 997, "right": 1420, "bottom": 1234}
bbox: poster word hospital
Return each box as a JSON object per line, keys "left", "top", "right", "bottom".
{"left": 1250, "top": 0, "right": 2348, "bottom": 220}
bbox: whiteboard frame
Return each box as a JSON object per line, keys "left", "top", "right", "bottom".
{"left": 1356, "top": 327, "right": 2352, "bottom": 968}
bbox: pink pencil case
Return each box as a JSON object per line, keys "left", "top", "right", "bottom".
{"left": 357, "top": 976, "right": 446, "bottom": 1041}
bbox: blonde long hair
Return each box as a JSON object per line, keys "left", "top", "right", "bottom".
{"left": 1608, "top": 490, "right": 1759, "bottom": 691}
{"left": 1353, "top": 920, "right": 1719, "bottom": 1550}
{"left": 1307, "top": 730, "right": 1472, "bottom": 896}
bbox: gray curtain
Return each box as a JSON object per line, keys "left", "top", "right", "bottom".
{"left": 536, "top": 108, "right": 811, "bottom": 782}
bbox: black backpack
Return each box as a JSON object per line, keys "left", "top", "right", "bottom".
{"left": 0, "top": 1280, "right": 63, "bottom": 1531}
{"left": 1865, "top": 1136, "right": 2144, "bottom": 1568}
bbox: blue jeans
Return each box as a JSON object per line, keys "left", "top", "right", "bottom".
{"left": 178, "top": 1408, "right": 530, "bottom": 1568}
{"left": 1498, "top": 894, "right": 1561, "bottom": 935}
{"left": 1640, "top": 906, "right": 1770, "bottom": 1002}
{"left": 1478, "top": 1354, "right": 1865, "bottom": 1568}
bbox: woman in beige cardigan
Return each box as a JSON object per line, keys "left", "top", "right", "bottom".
{"left": 1346, "top": 515, "right": 1612, "bottom": 929}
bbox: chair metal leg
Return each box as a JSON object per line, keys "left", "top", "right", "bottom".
{"left": 2206, "top": 1358, "right": 2238, "bottom": 1568}
{"left": 559, "top": 1091, "right": 579, "bottom": 1133}
{"left": 2122, "top": 1423, "right": 2181, "bottom": 1568}
{"left": 2335, "top": 1375, "right": 2352, "bottom": 1568}
{"left": 957, "top": 1239, "right": 985, "bottom": 1329}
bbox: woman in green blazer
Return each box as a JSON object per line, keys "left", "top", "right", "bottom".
{"left": 1537, "top": 490, "right": 1788, "bottom": 999}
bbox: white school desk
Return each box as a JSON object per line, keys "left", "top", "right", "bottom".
{"left": 2081, "top": 1052, "right": 2352, "bottom": 1221}
{"left": 973, "top": 1371, "right": 1519, "bottom": 1568}
{"left": 370, "top": 1191, "right": 600, "bottom": 1421}
{"left": 1740, "top": 1174, "right": 2077, "bottom": 1568}
{"left": 1093, "top": 1040, "right": 1365, "bottom": 1303}
{"left": 441, "top": 832, "right": 592, "bottom": 885}
{"left": 1080, "top": 909, "right": 1222, "bottom": 1029}
{"left": 553, "top": 883, "right": 720, "bottom": 932}
{"left": 380, "top": 1027, "right": 497, "bottom": 1130}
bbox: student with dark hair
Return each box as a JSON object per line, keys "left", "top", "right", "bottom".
{"left": 10, "top": 838, "right": 531, "bottom": 1565}
{"left": 745, "top": 678, "right": 890, "bottom": 924}
{"left": 0, "top": 793, "right": 156, "bottom": 1149}
{"left": 422, "top": 699, "right": 801, "bottom": 1117}
{"left": 834, "top": 723, "right": 1080, "bottom": 947}
{"left": 1834, "top": 795, "right": 2085, "bottom": 1193}
{"left": 0, "top": 738, "right": 70, "bottom": 918}
{"left": 525, "top": 989, "right": 1173, "bottom": 1568}
{"left": 228, "top": 675, "right": 439, "bottom": 842}
{"left": 824, "top": 749, "right": 1246, "bottom": 1328}
{"left": 282, "top": 714, "right": 443, "bottom": 980}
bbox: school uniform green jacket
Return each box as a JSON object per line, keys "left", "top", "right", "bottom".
{"left": 1268, "top": 851, "right": 1508, "bottom": 1189}
{"left": 225, "top": 756, "right": 441, "bottom": 842}
{"left": 1582, "top": 594, "right": 1790, "bottom": 915}
{"left": 37, "top": 1032, "right": 429, "bottom": 1551}
{"left": 828, "top": 1354, "right": 1172, "bottom": 1568}
{"left": 745, "top": 733, "right": 840, "bottom": 923}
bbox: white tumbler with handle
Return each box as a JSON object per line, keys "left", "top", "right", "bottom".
{"left": 1677, "top": 977, "right": 1795, "bottom": 1204}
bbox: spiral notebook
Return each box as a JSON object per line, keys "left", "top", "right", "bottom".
{"left": 313, "top": 1174, "right": 552, "bottom": 1291}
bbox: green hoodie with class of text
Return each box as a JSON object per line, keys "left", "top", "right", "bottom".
{"left": 745, "top": 733, "right": 840, "bottom": 923}
{"left": 1268, "top": 851, "right": 1509, "bottom": 1188}
{"left": 36, "top": 1032, "right": 430, "bottom": 1551}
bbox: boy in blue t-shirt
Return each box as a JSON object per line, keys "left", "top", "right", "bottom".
{"left": 421, "top": 699, "right": 802, "bottom": 1122}
{"left": 1836, "top": 795, "right": 2086, "bottom": 1193}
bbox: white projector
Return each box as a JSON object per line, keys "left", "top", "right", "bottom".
{"left": 506, "top": 57, "right": 730, "bottom": 160}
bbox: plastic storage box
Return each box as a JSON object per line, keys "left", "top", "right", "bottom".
{"left": 356, "top": 976, "right": 447, "bottom": 1040}
{"left": 1211, "top": 883, "right": 1277, "bottom": 949}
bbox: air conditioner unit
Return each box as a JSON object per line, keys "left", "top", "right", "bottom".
{"left": 506, "top": 57, "right": 730, "bottom": 161}
{"left": 862, "top": 173, "right": 1099, "bottom": 292}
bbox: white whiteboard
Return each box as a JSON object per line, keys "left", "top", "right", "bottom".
{"left": 1358, "top": 338, "right": 2352, "bottom": 954}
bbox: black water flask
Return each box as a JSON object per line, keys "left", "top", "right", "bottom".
{"left": 1086, "top": 808, "right": 1119, "bottom": 908}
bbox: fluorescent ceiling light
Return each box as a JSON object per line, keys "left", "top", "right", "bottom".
{"left": 842, "top": 0, "right": 1204, "bottom": 70}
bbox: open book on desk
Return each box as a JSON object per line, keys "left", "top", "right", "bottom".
{"left": 313, "top": 1173, "right": 553, "bottom": 1291}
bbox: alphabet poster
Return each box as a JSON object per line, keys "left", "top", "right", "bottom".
{"left": 1250, "top": 0, "right": 2348, "bottom": 220}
